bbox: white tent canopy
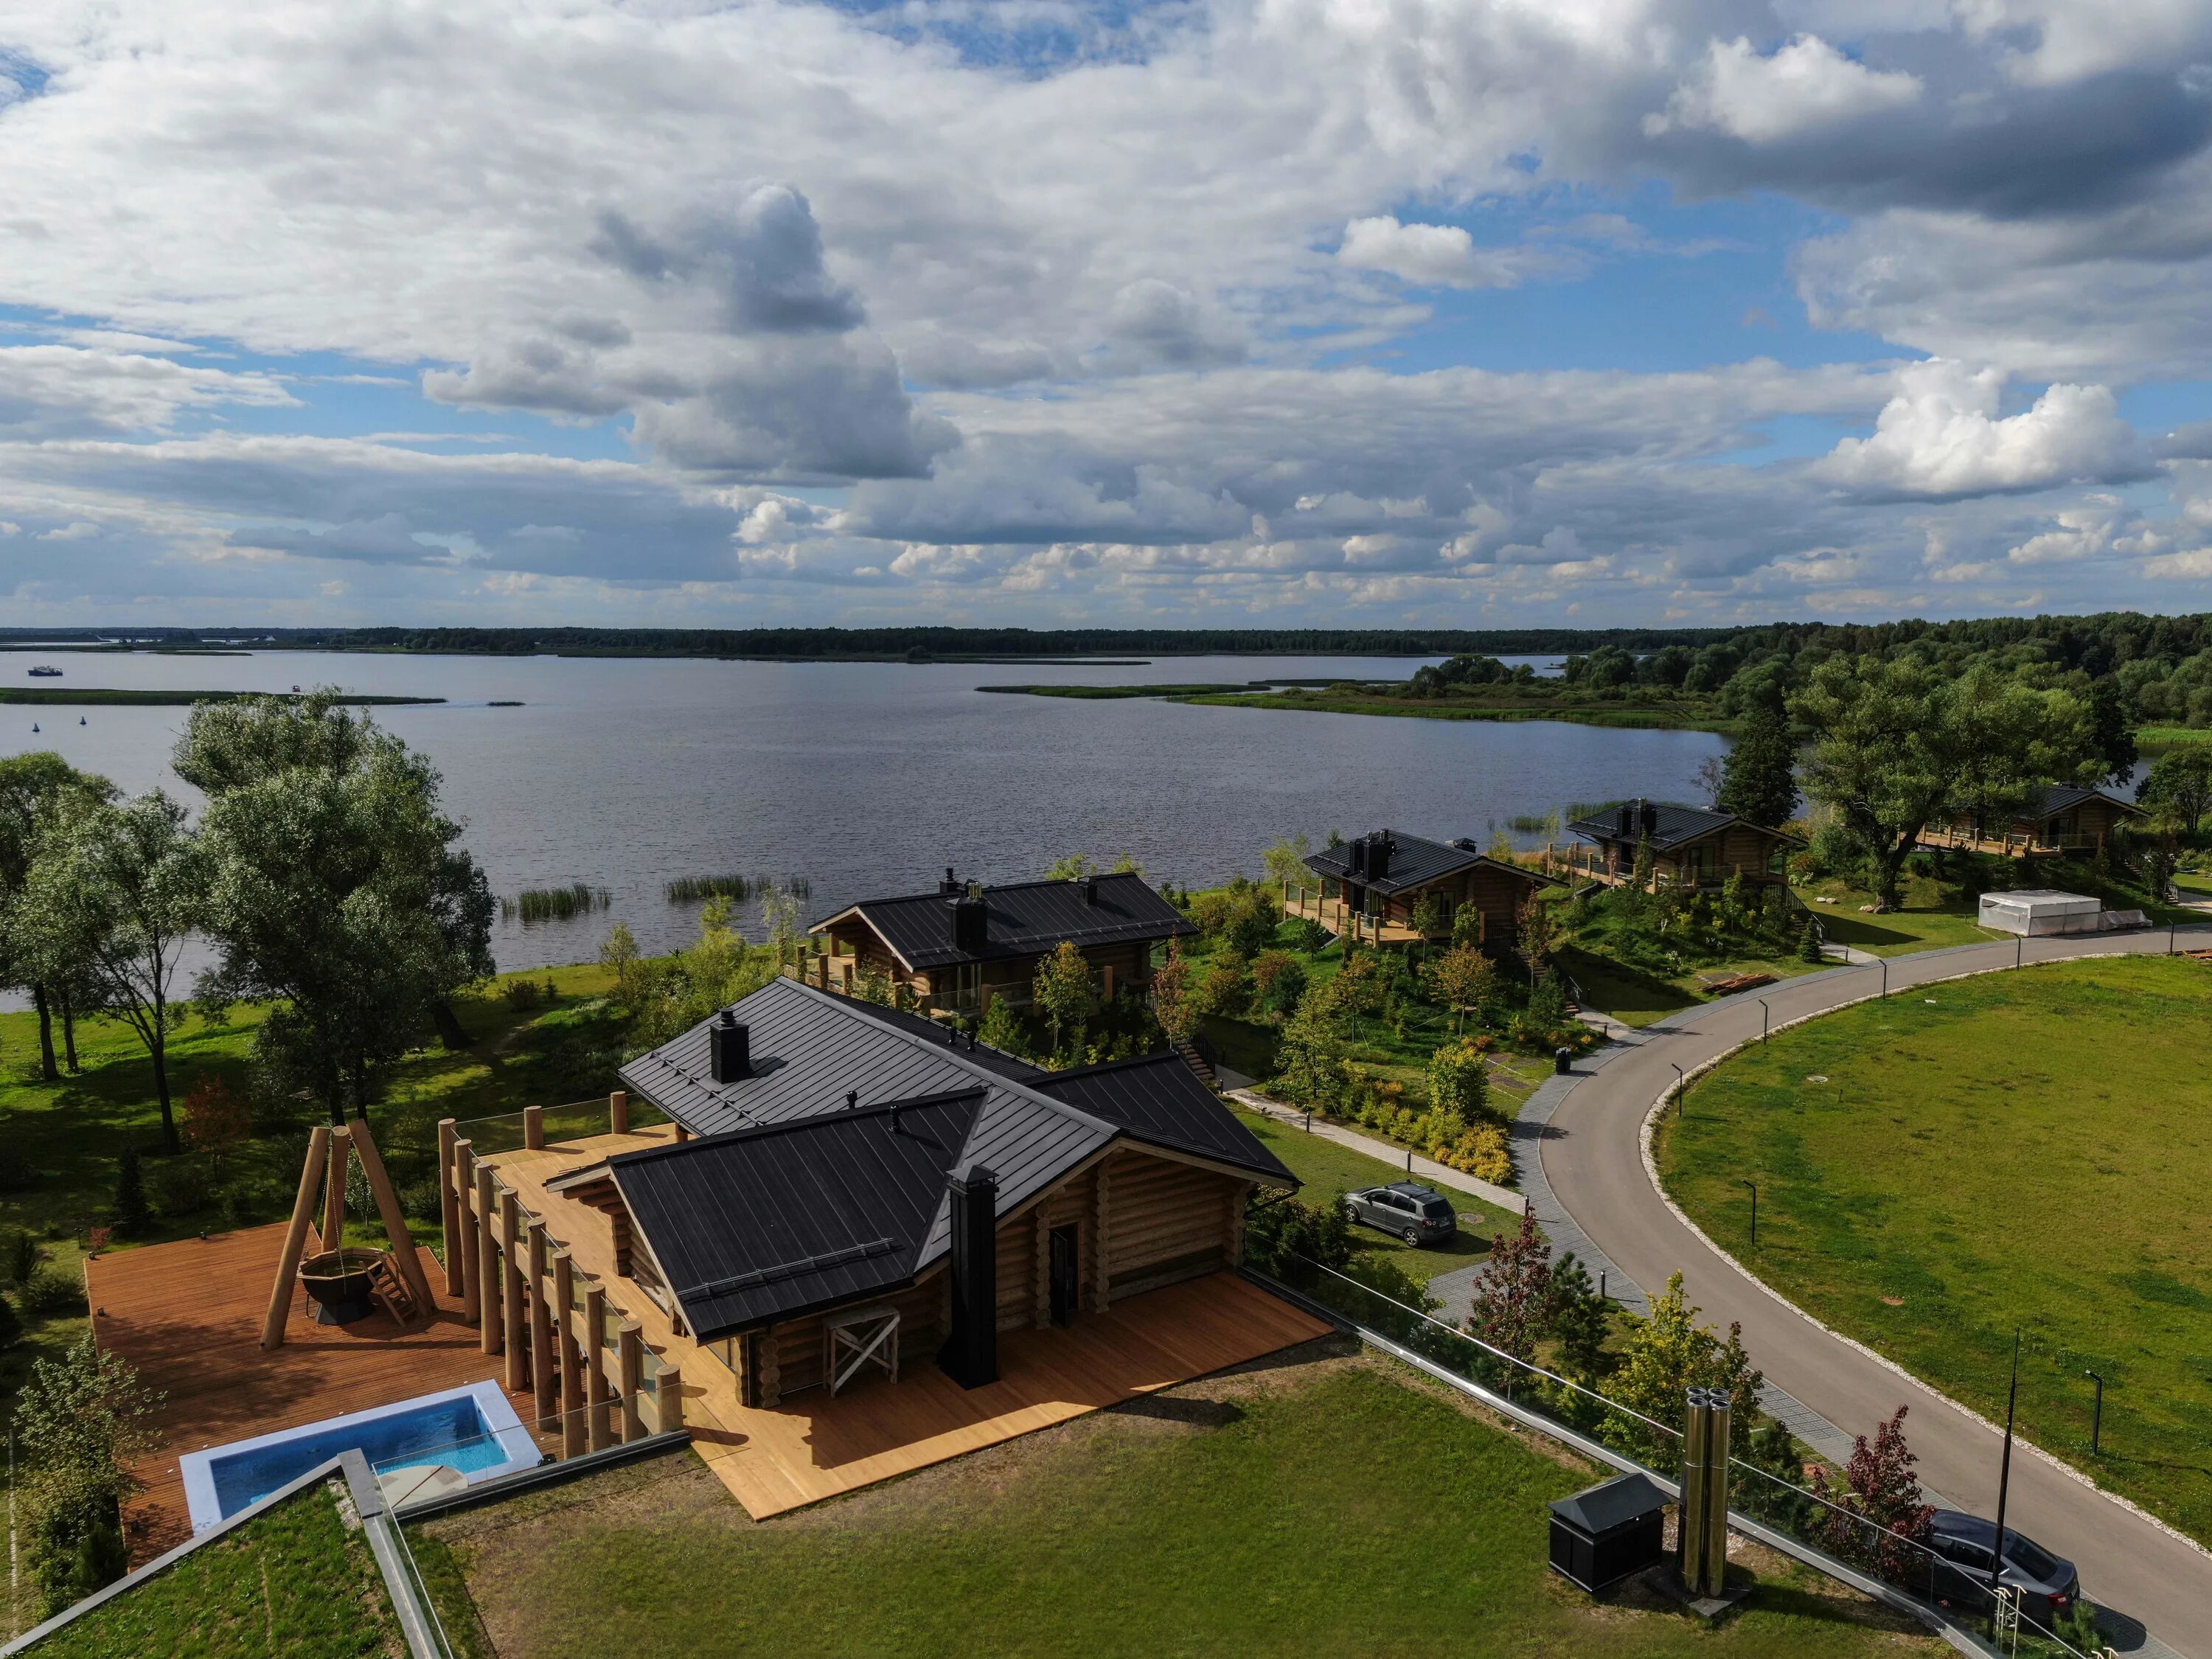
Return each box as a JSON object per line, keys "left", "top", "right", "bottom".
{"left": 1978, "top": 890, "right": 2104, "bottom": 936}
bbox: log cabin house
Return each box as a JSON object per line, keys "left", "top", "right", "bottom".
{"left": 1917, "top": 784, "right": 2145, "bottom": 858}
{"left": 575, "top": 976, "right": 1295, "bottom": 1408}
{"left": 1563, "top": 800, "right": 1798, "bottom": 891}
{"left": 807, "top": 869, "right": 1194, "bottom": 1017}
{"left": 1288, "top": 829, "right": 1555, "bottom": 947}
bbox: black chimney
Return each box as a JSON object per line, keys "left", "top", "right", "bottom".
{"left": 938, "top": 866, "right": 960, "bottom": 896}
{"left": 708, "top": 1011, "right": 750, "bottom": 1082}
{"left": 940, "top": 1165, "right": 998, "bottom": 1388}
{"left": 1639, "top": 799, "right": 1660, "bottom": 838}
{"left": 950, "top": 892, "right": 988, "bottom": 954}
{"left": 1348, "top": 835, "right": 1369, "bottom": 879}
{"left": 1369, "top": 833, "right": 1393, "bottom": 881}
{"left": 1081, "top": 874, "right": 1099, "bottom": 906}
{"left": 846, "top": 1089, "right": 859, "bottom": 1110}
{"left": 1615, "top": 803, "right": 1633, "bottom": 839}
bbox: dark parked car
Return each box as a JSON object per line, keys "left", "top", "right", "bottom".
{"left": 1345, "top": 1183, "right": 1457, "bottom": 1245}
{"left": 1926, "top": 1510, "right": 2081, "bottom": 1629}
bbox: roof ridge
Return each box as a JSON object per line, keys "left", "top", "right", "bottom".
{"left": 608, "top": 1083, "right": 988, "bottom": 1168}
{"left": 844, "top": 869, "right": 1149, "bottom": 911}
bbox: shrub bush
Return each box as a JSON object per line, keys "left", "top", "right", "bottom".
{"left": 17, "top": 1266, "right": 86, "bottom": 1318}
{"left": 398, "top": 1178, "right": 445, "bottom": 1222}
{"left": 6, "top": 1227, "right": 40, "bottom": 1284}
{"left": 145, "top": 1156, "right": 210, "bottom": 1221}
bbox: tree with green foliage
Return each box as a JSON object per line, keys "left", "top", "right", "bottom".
{"left": 1260, "top": 832, "right": 1311, "bottom": 894}
{"left": 178, "top": 694, "right": 495, "bottom": 1125}
{"left": 1241, "top": 1194, "right": 1353, "bottom": 1284}
{"left": 1425, "top": 1037, "right": 1491, "bottom": 1120}
{"left": 2139, "top": 748, "right": 2212, "bottom": 838}
{"left": 1602, "top": 1271, "right": 1763, "bottom": 1470}
{"left": 1466, "top": 1214, "right": 1551, "bottom": 1362}
{"left": 1422, "top": 945, "right": 1498, "bottom": 1034}
{"left": 1526, "top": 967, "right": 1568, "bottom": 1032}
{"left": 1273, "top": 990, "right": 1349, "bottom": 1113}
{"left": 1545, "top": 1253, "right": 1609, "bottom": 1381}
{"left": 13, "top": 1334, "right": 161, "bottom": 1612}
{"left": 19, "top": 790, "right": 204, "bottom": 1153}
{"left": 1798, "top": 919, "right": 1824, "bottom": 964}
{"left": 112, "top": 1147, "right": 150, "bottom": 1237}
{"left": 976, "top": 994, "right": 1032, "bottom": 1059}
{"left": 0, "top": 754, "right": 114, "bottom": 1083}
{"left": 1032, "top": 940, "right": 1097, "bottom": 1061}
{"left": 1795, "top": 657, "right": 2095, "bottom": 911}
{"left": 2087, "top": 677, "right": 2139, "bottom": 787}
{"left": 1718, "top": 703, "right": 1799, "bottom": 828}
{"left": 759, "top": 883, "right": 804, "bottom": 966}
{"left": 1514, "top": 888, "right": 1559, "bottom": 987}
{"left": 1409, "top": 888, "right": 1453, "bottom": 940}
{"left": 1046, "top": 852, "right": 1098, "bottom": 880}
{"left": 1329, "top": 948, "right": 1387, "bottom": 1037}
{"left": 1250, "top": 949, "right": 1307, "bottom": 1022}
{"left": 598, "top": 919, "right": 642, "bottom": 1004}
{"left": 1150, "top": 943, "right": 1198, "bottom": 1046}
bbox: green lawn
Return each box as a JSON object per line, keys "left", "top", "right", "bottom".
{"left": 27, "top": 1478, "right": 399, "bottom": 1658}
{"left": 1656, "top": 956, "right": 2212, "bottom": 1547}
{"left": 1231, "top": 1105, "right": 1519, "bottom": 1286}
{"left": 418, "top": 1354, "right": 1941, "bottom": 1659}
{"left": 1794, "top": 873, "right": 2004, "bottom": 957}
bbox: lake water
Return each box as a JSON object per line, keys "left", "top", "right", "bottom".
{"left": 2, "top": 649, "right": 1721, "bottom": 978}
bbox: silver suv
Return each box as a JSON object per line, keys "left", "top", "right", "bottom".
{"left": 1346, "top": 1182, "right": 1458, "bottom": 1245}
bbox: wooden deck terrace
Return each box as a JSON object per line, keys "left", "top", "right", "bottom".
{"left": 480, "top": 1132, "right": 1332, "bottom": 1520}
{"left": 1284, "top": 891, "right": 1425, "bottom": 947}
{"left": 87, "top": 1223, "right": 532, "bottom": 1562}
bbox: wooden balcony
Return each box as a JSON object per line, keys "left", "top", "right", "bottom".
{"left": 1917, "top": 826, "right": 2100, "bottom": 858}
{"left": 1284, "top": 888, "right": 1426, "bottom": 947}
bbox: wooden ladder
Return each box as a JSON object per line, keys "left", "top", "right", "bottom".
{"left": 367, "top": 1253, "right": 419, "bottom": 1328}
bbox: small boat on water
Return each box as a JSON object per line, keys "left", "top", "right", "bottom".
{"left": 29, "top": 723, "right": 39, "bottom": 733}
{"left": 79, "top": 716, "right": 87, "bottom": 726}
{"left": 27, "top": 665, "right": 60, "bottom": 677}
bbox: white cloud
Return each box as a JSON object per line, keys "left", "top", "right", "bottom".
{"left": 1648, "top": 35, "right": 1922, "bottom": 144}
{"left": 1817, "top": 361, "right": 2144, "bottom": 498}
{"left": 1337, "top": 217, "right": 1555, "bottom": 288}
{"left": 0, "top": 345, "right": 295, "bottom": 439}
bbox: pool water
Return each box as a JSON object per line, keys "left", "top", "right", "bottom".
{"left": 181, "top": 1381, "right": 538, "bottom": 1528}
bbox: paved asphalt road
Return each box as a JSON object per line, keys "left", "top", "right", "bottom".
{"left": 1542, "top": 925, "right": 2212, "bottom": 1658}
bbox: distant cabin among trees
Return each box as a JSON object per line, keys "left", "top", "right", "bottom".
{"left": 1564, "top": 801, "right": 1799, "bottom": 891}
{"left": 1289, "top": 830, "right": 1554, "bottom": 946}
{"left": 1918, "top": 785, "right": 2146, "bottom": 858}
{"left": 807, "top": 870, "right": 1193, "bottom": 1019}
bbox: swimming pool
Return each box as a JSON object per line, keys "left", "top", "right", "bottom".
{"left": 179, "top": 1380, "right": 540, "bottom": 1530}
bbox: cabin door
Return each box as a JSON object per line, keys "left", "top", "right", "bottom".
{"left": 1048, "top": 1225, "right": 1079, "bottom": 1326}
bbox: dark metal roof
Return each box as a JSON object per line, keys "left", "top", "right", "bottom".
{"left": 2019, "top": 784, "right": 2143, "bottom": 821}
{"left": 1548, "top": 1472, "right": 1669, "bottom": 1534}
{"left": 812, "top": 871, "right": 1194, "bottom": 970}
{"left": 1566, "top": 800, "right": 1787, "bottom": 852}
{"left": 1032, "top": 1054, "right": 1297, "bottom": 1187}
{"left": 1302, "top": 830, "right": 1544, "bottom": 898}
{"left": 611, "top": 1092, "right": 985, "bottom": 1339}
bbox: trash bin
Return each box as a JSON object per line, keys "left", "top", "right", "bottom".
{"left": 1548, "top": 1472, "right": 1669, "bottom": 1592}
{"left": 1554, "top": 1046, "right": 1573, "bottom": 1076}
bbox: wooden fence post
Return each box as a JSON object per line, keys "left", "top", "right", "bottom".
{"left": 261, "top": 1124, "right": 331, "bottom": 1352}
{"left": 453, "top": 1140, "right": 479, "bottom": 1324}
{"left": 436, "top": 1119, "right": 462, "bottom": 1295}
{"left": 476, "top": 1166, "right": 501, "bottom": 1357}
{"left": 618, "top": 1321, "right": 644, "bottom": 1441}
{"left": 527, "top": 1219, "right": 556, "bottom": 1427}
{"left": 655, "top": 1361, "right": 686, "bottom": 1434}
{"left": 582, "top": 1281, "right": 610, "bottom": 1451}
{"left": 522, "top": 1105, "right": 544, "bottom": 1150}
{"left": 554, "top": 1250, "right": 584, "bottom": 1457}
{"left": 609, "top": 1089, "right": 629, "bottom": 1136}
{"left": 500, "top": 1189, "right": 526, "bottom": 1390}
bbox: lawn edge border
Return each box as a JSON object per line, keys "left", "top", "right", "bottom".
{"left": 1635, "top": 949, "right": 2212, "bottom": 1570}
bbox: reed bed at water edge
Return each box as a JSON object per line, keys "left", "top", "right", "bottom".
{"left": 664, "top": 873, "right": 813, "bottom": 904}
{"left": 502, "top": 883, "right": 611, "bottom": 925}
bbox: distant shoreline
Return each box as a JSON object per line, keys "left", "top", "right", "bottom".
{"left": 981, "top": 681, "right": 1735, "bottom": 734}
{"left": 0, "top": 688, "right": 444, "bottom": 706}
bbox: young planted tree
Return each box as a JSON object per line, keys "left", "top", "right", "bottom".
{"left": 1795, "top": 657, "right": 2096, "bottom": 911}
{"left": 1032, "top": 939, "right": 1097, "bottom": 1062}
{"left": 1423, "top": 945, "right": 1498, "bottom": 1034}
{"left": 20, "top": 790, "right": 204, "bottom": 1154}
{"left": 1409, "top": 888, "right": 1453, "bottom": 942}
{"left": 1260, "top": 832, "right": 1311, "bottom": 894}
{"left": 0, "top": 754, "right": 114, "bottom": 1083}
{"left": 1046, "top": 852, "right": 1098, "bottom": 880}
{"left": 598, "top": 919, "right": 643, "bottom": 1003}
{"left": 1150, "top": 943, "right": 1199, "bottom": 1047}
{"left": 1425, "top": 1038, "right": 1491, "bottom": 1121}
{"left": 1718, "top": 703, "right": 1800, "bottom": 828}
{"left": 1329, "top": 948, "right": 1387, "bottom": 1038}
{"left": 1602, "top": 1271, "right": 1764, "bottom": 1470}
{"left": 178, "top": 694, "right": 495, "bottom": 1126}
{"left": 1273, "top": 989, "right": 1349, "bottom": 1114}
{"left": 1810, "top": 1406, "right": 1935, "bottom": 1582}
{"left": 1465, "top": 1214, "right": 1552, "bottom": 1363}
{"left": 181, "top": 1077, "right": 251, "bottom": 1179}
{"left": 1514, "top": 887, "right": 1559, "bottom": 987}
{"left": 13, "top": 1335, "right": 162, "bottom": 1611}
{"left": 1249, "top": 949, "right": 1307, "bottom": 1022}
{"left": 1545, "top": 1253, "right": 1610, "bottom": 1381}
{"left": 759, "top": 883, "right": 804, "bottom": 967}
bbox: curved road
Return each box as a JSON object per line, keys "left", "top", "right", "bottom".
{"left": 1542, "top": 926, "right": 2212, "bottom": 1657}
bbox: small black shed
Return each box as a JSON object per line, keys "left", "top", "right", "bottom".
{"left": 1548, "top": 1472, "right": 1669, "bottom": 1592}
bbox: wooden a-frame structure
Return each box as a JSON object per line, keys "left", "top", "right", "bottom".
{"left": 260, "top": 1117, "right": 437, "bottom": 1351}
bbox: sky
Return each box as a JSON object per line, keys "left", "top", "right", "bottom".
{"left": 6, "top": 0, "right": 2212, "bottom": 630}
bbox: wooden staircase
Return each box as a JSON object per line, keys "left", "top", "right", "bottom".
{"left": 1171, "top": 1034, "right": 1219, "bottom": 1090}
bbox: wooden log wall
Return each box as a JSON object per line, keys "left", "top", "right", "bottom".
{"left": 1102, "top": 1150, "right": 1242, "bottom": 1298}
{"left": 762, "top": 1273, "right": 945, "bottom": 1400}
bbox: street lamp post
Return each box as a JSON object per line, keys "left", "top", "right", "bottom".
{"left": 2087, "top": 1370, "right": 2105, "bottom": 1456}
{"left": 1989, "top": 1330, "right": 2023, "bottom": 1634}
{"left": 1759, "top": 998, "right": 1770, "bottom": 1044}
{"left": 2015, "top": 933, "right": 2023, "bottom": 970}
{"left": 1669, "top": 1062, "right": 1686, "bottom": 1117}
{"left": 1879, "top": 958, "right": 1888, "bottom": 999}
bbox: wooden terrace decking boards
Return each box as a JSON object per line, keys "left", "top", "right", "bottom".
{"left": 484, "top": 1135, "right": 1331, "bottom": 1520}
{"left": 88, "top": 1222, "right": 532, "bottom": 1562}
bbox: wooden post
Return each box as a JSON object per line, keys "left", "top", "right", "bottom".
{"left": 609, "top": 1089, "right": 629, "bottom": 1136}
{"left": 618, "top": 1321, "right": 644, "bottom": 1441}
{"left": 583, "top": 1281, "right": 611, "bottom": 1451}
{"left": 526, "top": 1219, "right": 556, "bottom": 1427}
{"left": 262, "top": 1124, "right": 331, "bottom": 1351}
{"left": 522, "top": 1105, "right": 545, "bottom": 1150}
{"left": 500, "top": 1189, "right": 526, "bottom": 1391}
{"left": 655, "top": 1360, "right": 686, "bottom": 1434}
{"left": 321, "top": 1125, "right": 349, "bottom": 1250}
{"left": 437, "top": 1119, "right": 463, "bottom": 1296}
{"left": 1089, "top": 1164, "right": 1111, "bottom": 1313}
{"left": 1032, "top": 1210, "right": 1050, "bottom": 1329}
{"left": 554, "top": 1250, "right": 584, "bottom": 1457}
{"left": 350, "top": 1116, "right": 434, "bottom": 1315}
{"left": 476, "top": 1166, "right": 501, "bottom": 1357}
{"left": 453, "top": 1140, "right": 479, "bottom": 1324}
